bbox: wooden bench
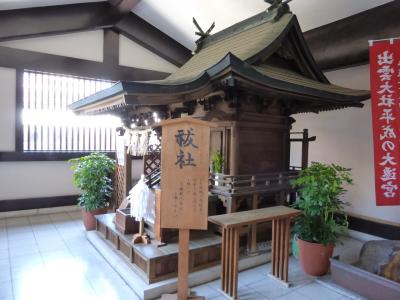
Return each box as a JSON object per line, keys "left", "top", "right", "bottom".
{"left": 208, "top": 206, "right": 300, "bottom": 299}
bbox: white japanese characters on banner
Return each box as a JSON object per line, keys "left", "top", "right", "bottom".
{"left": 370, "top": 39, "right": 400, "bottom": 206}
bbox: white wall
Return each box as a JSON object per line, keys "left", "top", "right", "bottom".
{"left": 0, "top": 30, "right": 104, "bottom": 62}
{"left": 0, "top": 65, "right": 79, "bottom": 200}
{"left": 0, "top": 30, "right": 174, "bottom": 202}
{"left": 291, "top": 64, "right": 400, "bottom": 224}
{"left": 0, "top": 67, "right": 16, "bottom": 152}
{"left": 0, "top": 162, "right": 79, "bottom": 200}
{"left": 119, "top": 35, "right": 178, "bottom": 73}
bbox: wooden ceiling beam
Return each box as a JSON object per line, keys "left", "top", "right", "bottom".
{"left": 304, "top": 1, "right": 400, "bottom": 70}
{"left": 0, "top": 45, "right": 169, "bottom": 82}
{"left": 0, "top": 1, "right": 191, "bottom": 67}
{"left": 0, "top": 2, "right": 119, "bottom": 42}
{"left": 108, "top": 0, "right": 141, "bottom": 15}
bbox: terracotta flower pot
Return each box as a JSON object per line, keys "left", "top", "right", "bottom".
{"left": 298, "top": 238, "right": 334, "bottom": 276}
{"left": 81, "top": 207, "right": 108, "bottom": 231}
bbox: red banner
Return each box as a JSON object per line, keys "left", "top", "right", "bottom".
{"left": 370, "top": 39, "right": 400, "bottom": 206}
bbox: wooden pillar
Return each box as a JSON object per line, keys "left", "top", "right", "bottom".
{"left": 124, "top": 146, "right": 132, "bottom": 197}
{"left": 154, "top": 188, "right": 163, "bottom": 242}
{"left": 283, "top": 218, "right": 290, "bottom": 282}
{"left": 221, "top": 227, "right": 228, "bottom": 292}
{"left": 247, "top": 175, "right": 258, "bottom": 254}
{"left": 226, "top": 196, "right": 237, "bottom": 214}
{"left": 271, "top": 217, "right": 291, "bottom": 283}
{"left": 230, "top": 125, "right": 239, "bottom": 176}
{"left": 221, "top": 227, "right": 240, "bottom": 299}
{"left": 178, "top": 229, "right": 190, "bottom": 300}
{"left": 301, "top": 129, "right": 309, "bottom": 170}
{"left": 232, "top": 227, "right": 239, "bottom": 299}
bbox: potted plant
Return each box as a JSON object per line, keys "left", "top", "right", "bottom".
{"left": 211, "top": 151, "right": 224, "bottom": 186}
{"left": 69, "top": 152, "right": 116, "bottom": 230}
{"left": 292, "top": 162, "right": 352, "bottom": 276}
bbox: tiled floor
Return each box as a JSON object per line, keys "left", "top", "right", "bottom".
{"left": 0, "top": 212, "right": 365, "bottom": 300}
{"left": 0, "top": 212, "right": 140, "bottom": 300}
{"left": 191, "top": 241, "right": 364, "bottom": 300}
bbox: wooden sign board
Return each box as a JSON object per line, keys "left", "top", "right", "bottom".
{"left": 159, "top": 118, "right": 216, "bottom": 230}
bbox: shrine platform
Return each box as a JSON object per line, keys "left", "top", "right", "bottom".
{"left": 95, "top": 213, "right": 222, "bottom": 283}
{"left": 89, "top": 213, "right": 272, "bottom": 299}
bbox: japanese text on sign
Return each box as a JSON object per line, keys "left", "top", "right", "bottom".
{"left": 175, "top": 128, "right": 198, "bottom": 168}
{"left": 370, "top": 39, "right": 400, "bottom": 206}
{"left": 160, "top": 119, "right": 214, "bottom": 229}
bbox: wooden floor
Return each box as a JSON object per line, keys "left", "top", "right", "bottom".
{"left": 96, "top": 213, "right": 222, "bottom": 284}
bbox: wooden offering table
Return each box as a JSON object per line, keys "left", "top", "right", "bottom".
{"left": 208, "top": 206, "right": 300, "bottom": 299}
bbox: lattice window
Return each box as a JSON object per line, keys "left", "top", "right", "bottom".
{"left": 144, "top": 134, "right": 161, "bottom": 176}
{"left": 22, "top": 70, "right": 120, "bottom": 152}
{"left": 111, "top": 165, "right": 126, "bottom": 209}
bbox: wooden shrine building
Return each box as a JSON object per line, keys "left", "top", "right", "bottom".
{"left": 71, "top": 6, "right": 369, "bottom": 174}
{"left": 70, "top": 4, "right": 370, "bottom": 283}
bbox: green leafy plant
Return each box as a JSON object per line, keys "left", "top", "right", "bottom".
{"left": 69, "top": 153, "right": 116, "bottom": 212}
{"left": 291, "top": 162, "right": 352, "bottom": 246}
{"left": 211, "top": 151, "right": 224, "bottom": 173}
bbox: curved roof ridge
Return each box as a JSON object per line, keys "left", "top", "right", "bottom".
{"left": 166, "top": 13, "right": 293, "bottom": 81}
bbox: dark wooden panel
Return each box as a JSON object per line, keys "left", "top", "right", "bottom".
{"left": 134, "top": 252, "right": 148, "bottom": 273}
{"left": 0, "top": 46, "right": 169, "bottom": 82}
{"left": 108, "top": 231, "right": 119, "bottom": 248}
{"left": 238, "top": 127, "right": 288, "bottom": 174}
{"left": 154, "top": 255, "right": 178, "bottom": 277}
{"left": 0, "top": 195, "right": 78, "bottom": 212}
{"left": 348, "top": 215, "right": 400, "bottom": 240}
{"left": 119, "top": 238, "right": 132, "bottom": 258}
{"left": 103, "top": 29, "right": 120, "bottom": 66}
{"left": 98, "top": 222, "right": 108, "bottom": 237}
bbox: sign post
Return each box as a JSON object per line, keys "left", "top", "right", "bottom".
{"left": 158, "top": 117, "right": 216, "bottom": 300}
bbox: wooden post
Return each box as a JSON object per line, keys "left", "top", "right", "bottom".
{"left": 159, "top": 118, "right": 215, "bottom": 300}
{"left": 154, "top": 188, "right": 163, "bottom": 242}
{"left": 301, "top": 129, "right": 309, "bottom": 170}
{"left": 178, "top": 229, "right": 190, "bottom": 300}
{"left": 247, "top": 176, "right": 258, "bottom": 254}
{"left": 230, "top": 125, "right": 239, "bottom": 176}
{"left": 232, "top": 227, "right": 239, "bottom": 299}
{"left": 139, "top": 218, "right": 145, "bottom": 235}
{"left": 124, "top": 146, "right": 132, "bottom": 196}
{"left": 132, "top": 218, "right": 150, "bottom": 244}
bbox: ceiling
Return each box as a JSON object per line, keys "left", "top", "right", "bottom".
{"left": 0, "top": 0, "right": 394, "bottom": 50}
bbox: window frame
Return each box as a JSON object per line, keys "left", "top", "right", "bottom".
{"left": 4, "top": 69, "right": 116, "bottom": 161}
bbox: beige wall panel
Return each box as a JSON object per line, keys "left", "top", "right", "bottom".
{"left": 0, "top": 161, "right": 79, "bottom": 200}
{"left": 0, "top": 67, "right": 15, "bottom": 151}
{"left": 0, "top": 30, "right": 104, "bottom": 62}
{"left": 119, "top": 35, "right": 178, "bottom": 73}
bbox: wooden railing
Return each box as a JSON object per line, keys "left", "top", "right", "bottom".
{"left": 209, "top": 171, "right": 298, "bottom": 197}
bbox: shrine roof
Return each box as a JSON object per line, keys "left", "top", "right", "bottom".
{"left": 70, "top": 9, "right": 370, "bottom": 115}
